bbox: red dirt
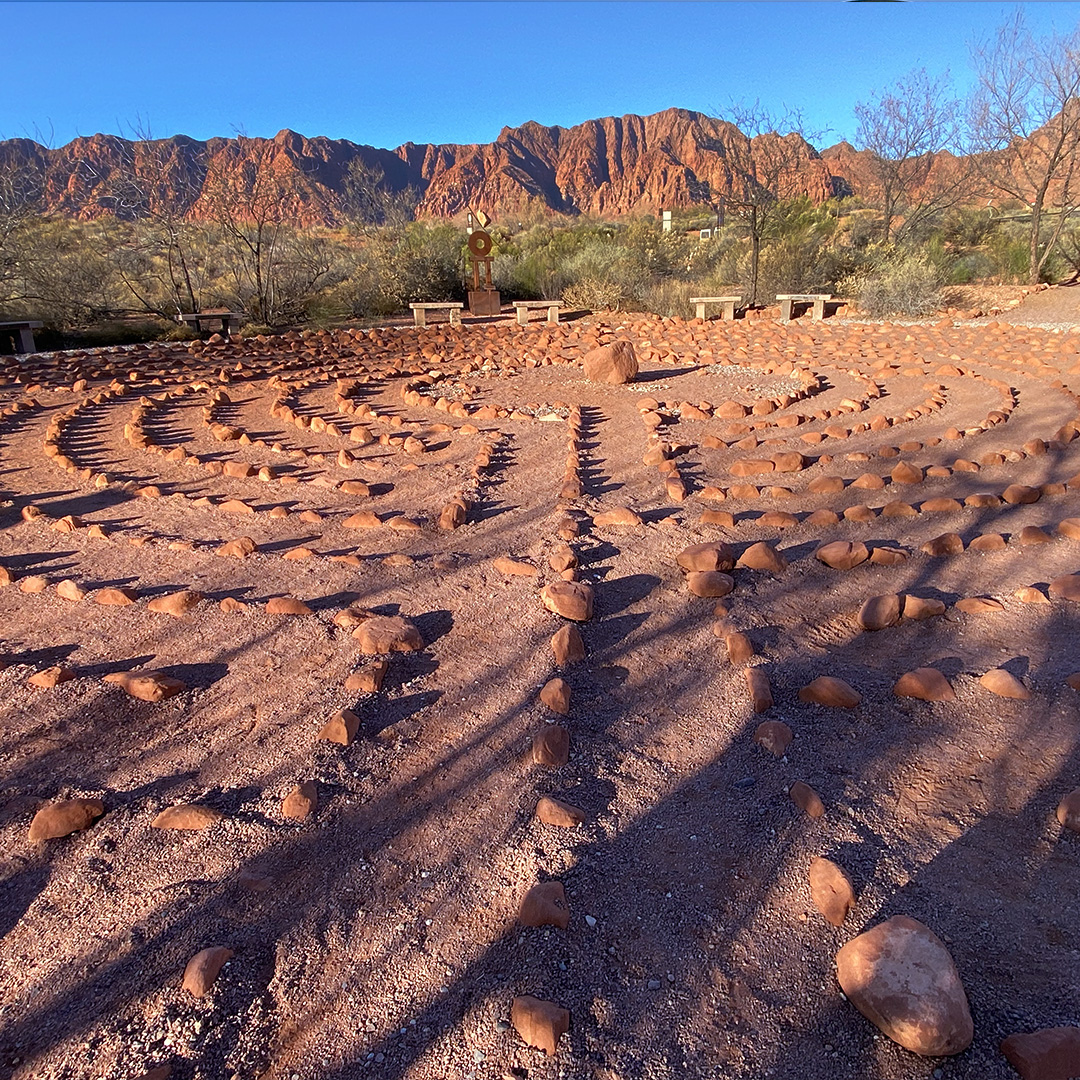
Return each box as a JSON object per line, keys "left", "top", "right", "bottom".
{"left": 0, "top": 300, "right": 1078, "bottom": 1080}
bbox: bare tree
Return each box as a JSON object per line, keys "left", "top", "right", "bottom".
{"left": 342, "top": 158, "right": 419, "bottom": 230}
{"left": 970, "top": 11, "right": 1080, "bottom": 283}
{"left": 715, "top": 103, "right": 829, "bottom": 305}
{"left": 854, "top": 68, "right": 973, "bottom": 242}
{"left": 97, "top": 122, "right": 210, "bottom": 317}
{"left": 202, "top": 133, "right": 340, "bottom": 325}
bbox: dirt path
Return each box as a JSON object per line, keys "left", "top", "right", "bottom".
{"left": 0, "top": 308, "right": 1078, "bottom": 1080}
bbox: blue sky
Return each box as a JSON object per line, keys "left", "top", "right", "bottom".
{"left": 3, "top": 1, "right": 1079, "bottom": 149}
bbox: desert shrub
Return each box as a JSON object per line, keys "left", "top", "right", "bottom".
{"left": 841, "top": 250, "right": 945, "bottom": 317}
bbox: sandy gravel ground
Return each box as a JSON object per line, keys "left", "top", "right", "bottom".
{"left": 0, "top": 296, "right": 1078, "bottom": 1080}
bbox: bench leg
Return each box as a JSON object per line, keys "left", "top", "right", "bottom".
{"left": 413, "top": 308, "right": 426, "bottom": 328}
{"left": 547, "top": 306, "right": 559, "bottom": 325}
{"left": 812, "top": 299, "right": 825, "bottom": 321}
{"left": 695, "top": 302, "right": 707, "bottom": 321}
{"left": 516, "top": 306, "right": 529, "bottom": 326}
{"left": 721, "top": 301, "right": 735, "bottom": 321}
{"left": 779, "top": 299, "right": 793, "bottom": 323}
{"left": 15, "top": 328, "right": 36, "bottom": 353}
{"left": 449, "top": 307, "right": 461, "bottom": 327}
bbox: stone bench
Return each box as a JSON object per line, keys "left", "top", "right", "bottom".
{"left": 410, "top": 302, "right": 464, "bottom": 328}
{"left": 178, "top": 312, "right": 244, "bottom": 337}
{"left": 776, "top": 294, "right": 844, "bottom": 322}
{"left": 512, "top": 300, "right": 564, "bottom": 326}
{"left": 689, "top": 295, "right": 742, "bottom": 321}
{"left": 0, "top": 320, "right": 43, "bottom": 353}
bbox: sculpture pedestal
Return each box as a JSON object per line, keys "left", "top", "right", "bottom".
{"left": 469, "top": 290, "right": 501, "bottom": 316}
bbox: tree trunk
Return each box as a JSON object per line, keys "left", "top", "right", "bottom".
{"left": 749, "top": 208, "right": 761, "bottom": 306}
{"left": 1029, "top": 196, "right": 1043, "bottom": 285}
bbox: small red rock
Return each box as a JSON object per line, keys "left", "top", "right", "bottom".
{"left": 182, "top": 946, "right": 234, "bottom": 998}
{"left": 511, "top": 995, "right": 571, "bottom": 1055}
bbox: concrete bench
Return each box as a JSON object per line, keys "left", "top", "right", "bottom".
{"left": 689, "top": 295, "right": 742, "bottom": 321}
{"left": 0, "top": 320, "right": 43, "bottom": 353}
{"left": 776, "top": 294, "right": 843, "bottom": 322}
{"left": 410, "top": 302, "right": 463, "bottom": 328}
{"left": 512, "top": 300, "right": 564, "bottom": 326}
{"left": 178, "top": 312, "right": 244, "bottom": 337}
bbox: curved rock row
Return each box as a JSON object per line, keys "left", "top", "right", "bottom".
{"left": 0, "top": 314, "right": 1078, "bottom": 1080}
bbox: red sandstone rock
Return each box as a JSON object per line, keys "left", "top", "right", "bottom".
{"left": 583, "top": 341, "right": 637, "bottom": 384}
{"left": 183, "top": 946, "right": 234, "bottom": 998}
{"left": 894, "top": 668, "right": 956, "bottom": 702}
{"left": 808, "top": 856, "right": 855, "bottom": 925}
{"left": 836, "top": 915, "right": 973, "bottom": 1056}
{"left": 28, "top": 797, "right": 105, "bottom": 841}
{"left": 511, "top": 995, "right": 570, "bottom": 1056}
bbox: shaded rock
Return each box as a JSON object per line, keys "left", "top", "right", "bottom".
{"left": 754, "top": 720, "right": 792, "bottom": 756}
{"left": 790, "top": 781, "right": 825, "bottom": 818}
{"left": 903, "top": 595, "right": 946, "bottom": 620}
{"left": 955, "top": 596, "right": 1004, "bottom": 613}
{"left": 894, "top": 668, "right": 956, "bottom": 701}
{"left": 809, "top": 856, "right": 855, "bottom": 926}
{"left": 921, "top": 497, "right": 963, "bottom": 513}
{"left": 799, "top": 676, "right": 861, "bottom": 708}
{"left": 152, "top": 804, "right": 222, "bottom": 830}
{"left": 511, "top": 995, "right": 571, "bottom": 1056}
{"left": 282, "top": 781, "right": 318, "bottom": 821}
{"left": 28, "top": 797, "right": 105, "bottom": 842}
{"left": 540, "top": 677, "right": 571, "bottom": 715}
{"left": 531, "top": 726, "right": 570, "bottom": 766}
{"left": 1003, "top": 484, "right": 1040, "bottom": 505}
{"left": 869, "top": 546, "right": 908, "bottom": 566}
{"left": 535, "top": 796, "right": 586, "bottom": 827}
{"left": 104, "top": 670, "right": 186, "bottom": 702}
{"left": 980, "top": 668, "right": 1031, "bottom": 699}
{"left": 836, "top": 915, "right": 973, "bottom": 1056}
{"left": 182, "top": 946, "right": 234, "bottom": 999}
{"left": 541, "top": 580, "right": 594, "bottom": 621}
{"left": 345, "top": 661, "right": 388, "bottom": 693}
{"left": 1001, "top": 1027, "right": 1080, "bottom": 1080}
{"left": 858, "top": 594, "right": 901, "bottom": 631}
{"left": 686, "top": 570, "right": 734, "bottom": 597}
{"left": 725, "top": 631, "right": 754, "bottom": 664}
{"left": 1049, "top": 574, "right": 1080, "bottom": 601}
{"left": 519, "top": 880, "right": 570, "bottom": 929}
{"left": 745, "top": 668, "right": 773, "bottom": 712}
{"left": 816, "top": 541, "right": 869, "bottom": 569}
{"left": 737, "top": 541, "right": 787, "bottom": 572}
{"left": 676, "top": 541, "right": 735, "bottom": 572}
{"left": 881, "top": 500, "right": 918, "bottom": 518}
{"left": 353, "top": 615, "right": 424, "bottom": 654}
{"left": 921, "top": 533, "right": 964, "bottom": 557}
{"left": 969, "top": 532, "right": 1007, "bottom": 552}
{"left": 319, "top": 709, "right": 360, "bottom": 746}
{"left": 1055, "top": 788, "right": 1080, "bottom": 831}
{"left": 551, "top": 624, "right": 585, "bottom": 665}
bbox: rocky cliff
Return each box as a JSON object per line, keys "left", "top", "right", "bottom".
{"left": 0, "top": 108, "right": 851, "bottom": 225}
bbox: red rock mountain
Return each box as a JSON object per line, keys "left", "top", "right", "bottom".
{"left": 2, "top": 108, "right": 854, "bottom": 225}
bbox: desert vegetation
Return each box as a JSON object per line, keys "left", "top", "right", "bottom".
{"left": 2, "top": 9, "right": 1080, "bottom": 343}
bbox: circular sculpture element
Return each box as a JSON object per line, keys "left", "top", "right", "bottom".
{"left": 467, "top": 230, "right": 493, "bottom": 257}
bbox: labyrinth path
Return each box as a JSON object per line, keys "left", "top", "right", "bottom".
{"left": 0, "top": 312, "right": 1078, "bottom": 1080}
